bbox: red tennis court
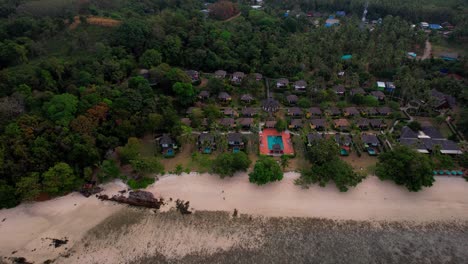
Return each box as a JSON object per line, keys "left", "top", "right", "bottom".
{"left": 259, "top": 129, "right": 294, "bottom": 156}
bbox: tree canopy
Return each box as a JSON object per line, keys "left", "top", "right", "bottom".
{"left": 376, "top": 146, "right": 435, "bottom": 192}
{"left": 212, "top": 152, "right": 251, "bottom": 178}
{"left": 249, "top": 157, "right": 283, "bottom": 185}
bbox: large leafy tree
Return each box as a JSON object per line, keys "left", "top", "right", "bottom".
{"left": 139, "top": 49, "right": 162, "bottom": 68}
{"left": 212, "top": 152, "right": 251, "bottom": 178}
{"left": 299, "top": 159, "right": 362, "bottom": 192}
{"left": 306, "top": 138, "right": 339, "bottom": 166}
{"left": 249, "top": 157, "right": 283, "bottom": 185}
{"left": 376, "top": 146, "right": 435, "bottom": 192}
{"left": 43, "top": 93, "right": 79, "bottom": 126}
{"left": 42, "top": 162, "right": 79, "bottom": 196}
{"left": 172, "top": 82, "right": 196, "bottom": 107}
{"left": 16, "top": 173, "right": 41, "bottom": 201}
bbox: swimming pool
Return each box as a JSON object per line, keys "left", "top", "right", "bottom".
{"left": 267, "top": 136, "right": 284, "bottom": 150}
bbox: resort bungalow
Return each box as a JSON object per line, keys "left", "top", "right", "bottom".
{"left": 223, "top": 107, "right": 238, "bottom": 117}
{"left": 326, "top": 107, "right": 341, "bottom": 117}
{"left": 286, "top": 94, "right": 299, "bottom": 105}
{"left": 198, "top": 133, "right": 216, "bottom": 154}
{"left": 288, "top": 107, "right": 303, "bottom": 117}
{"left": 376, "top": 81, "right": 386, "bottom": 91}
{"left": 377, "top": 107, "right": 392, "bottom": 116}
{"left": 227, "top": 133, "right": 245, "bottom": 152}
{"left": 307, "top": 133, "right": 324, "bottom": 146}
{"left": 385, "top": 82, "right": 396, "bottom": 92}
{"left": 357, "top": 118, "right": 370, "bottom": 130}
{"left": 276, "top": 78, "right": 289, "bottom": 89}
{"left": 309, "top": 119, "right": 326, "bottom": 131}
{"left": 307, "top": 107, "right": 322, "bottom": 118}
{"left": 253, "top": 73, "right": 263, "bottom": 81}
{"left": 240, "top": 94, "right": 254, "bottom": 104}
{"left": 294, "top": 80, "right": 307, "bottom": 92}
{"left": 238, "top": 118, "right": 254, "bottom": 130}
{"left": 219, "top": 118, "right": 236, "bottom": 129}
{"left": 198, "top": 90, "right": 210, "bottom": 100}
{"left": 362, "top": 133, "right": 380, "bottom": 147}
{"left": 159, "top": 134, "right": 178, "bottom": 157}
{"left": 399, "top": 126, "right": 462, "bottom": 155}
{"left": 369, "top": 119, "right": 386, "bottom": 130}
{"left": 343, "top": 107, "right": 360, "bottom": 117}
{"left": 333, "top": 85, "right": 346, "bottom": 96}
{"left": 370, "top": 91, "right": 385, "bottom": 101}
{"left": 361, "top": 107, "right": 378, "bottom": 117}
{"left": 361, "top": 133, "right": 380, "bottom": 156}
{"left": 262, "top": 98, "right": 280, "bottom": 113}
{"left": 218, "top": 92, "right": 232, "bottom": 103}
{"left": 431, "top": 89, "right": 456, "bottom": 110}
{"left": 289, "top": 119, "right": 303, "bottom": 129}
{"left": 181, "top": 118, "right": 192, "bottom": 127}
{"left": 215, "top": 70, "right": 227, "bottom": 79}
{"left": 350, "top": 88, "right": 365, "bottom": 96}
{"left": 231, "top": 72, "right": 245, "bottom": 84}
{"left": 333, "top": 119, "right": 350, "bottom": 131}
{"left": 264, "top": 120, "right": 277, "bottom": 128}
{"left": 241, "top": 107, "right": 257, "bottom": 117}
{"left": 335, "top": 133, "right": 352, "bottom": 156}
{"left": 186, "top": 70, "right": 199, "bottom": 82}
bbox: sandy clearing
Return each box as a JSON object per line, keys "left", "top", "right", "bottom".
{"left": 148, "top": 173, "right": 468, "bottom": 221}
{"left": 0, "top": 181, "right": 127, "bottom": 262}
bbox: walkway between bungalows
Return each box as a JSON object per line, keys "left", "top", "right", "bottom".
{"left": 421, "top": 39, "right": 432, "bottom": 60}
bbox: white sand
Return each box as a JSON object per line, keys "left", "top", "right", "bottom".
{"left": 1, "top": 173, "right": 468, "bottom": 263}
{"left": 148, "top": 173, "right": 468, "bottom": 221}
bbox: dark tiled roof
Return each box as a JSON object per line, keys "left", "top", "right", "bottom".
{"left": 288, "top": 107, "right": 302, "bottom": 116}
{"left": 371, "top": 91, "right": 385, "bottom": 99}
{"left": 335, "top": 134, "right": 352, "bottom": 145}
{"left": 307, "top": 133, "right": 324, "bottom": 143}
{"left": 290, "top": 119, "right": 303, "bottom": 127}
{"left": 262, "top": 98, "right": 280, "bottom": 112}
{"left": 362, "top": 134, "right": 379, "bottom": 145}
{"left": 351, "top": 88, "right": 365, "bottom": 95}
{"left": 199, "top": 90, "right": 210, "bottom": 98}
{"left": 344, "top": 107, "right": 359, "bottom": 115}
{"left": 277, "top": 78, "right": 289, "bottom": 85}
{"left": 199, "top": 133, "right": 214, "bottom": 143}
{"left": 240, "top": 94, "right": 254, "bottom": 101}
{"left": 215, "top": 70, "right": 226, "bottom": 78}
{"left": 218, "top": 92, "right": 231, "bottom": 99}
{"left": 242, "top": 107, "right": 257, "bottom": 116}
{"left": 219, "top": 118, "right": 235, "bottom": 126}
{"left": 357, "top": 118, "right": 369, "bottom": 127}
{"left": 334, "top": 118, "right": 350, "bottom": 127}
{"left": 294, "top": 80, "right": 307, "bottom": 87}
{"left": 287, "top": 94, "right": 298, "bottom": 102}
{"left": 377, "top": 107, "right": 392, "bottom": 115}
{"left": 310, "top": 118, "right": 326, "bottom": 127}
{"left": 233, "top": 72, "right": 245, "bottom": 78}
{"left": 265, "top": 120, "right": 277, "bottom": 128}
{"left": 239, "top": 118, "right": 254, "bottom": 126}
{"left": 333, "top": 85, "right": 345, "bottom": 93}
{"left": 422, "top": 126, "right": 444, "bottom": 139}
{"left": 327, "top": 107, "right": 341, "bottom": 115}
{"left": 400, "top": 126, "right": 418, "bottom": 139}
{"left": 160, "top": 134, "right": 174, "bottom": 145}
{"left": 308, "top": 107, "right": 322, "bottom": 115}
{"left": 400, "top": 138, "right": 426, "bottom": 150}
{"left": 227, "top": 133, "right": 243, "bottom": 142}
{"left": 369, "top": 119, "right": 385, "bottom": 127}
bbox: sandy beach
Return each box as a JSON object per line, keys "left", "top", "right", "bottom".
{"left": 0, "top": 173, "right": 468, "bottom": 263}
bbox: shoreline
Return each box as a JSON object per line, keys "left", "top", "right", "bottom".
{"left": 1, "top": 173, "right": 468, "bottom": 263}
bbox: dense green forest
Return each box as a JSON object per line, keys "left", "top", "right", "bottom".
{"left": 0, "top": 0, "right": 467, "bottom": 208}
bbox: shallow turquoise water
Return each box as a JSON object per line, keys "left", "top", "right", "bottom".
{"left": 267, "top": 136, "right": 284, "bottom": 150}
